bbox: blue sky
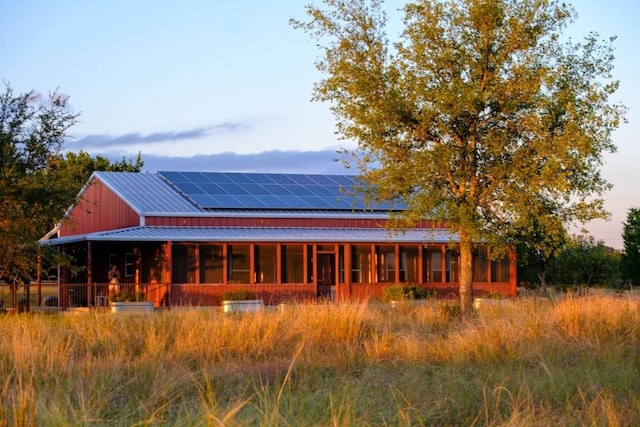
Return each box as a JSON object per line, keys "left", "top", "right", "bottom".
{"left": 1, "top": 0, "right": 638, "bottom": 249}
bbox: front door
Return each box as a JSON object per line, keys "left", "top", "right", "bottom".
{"left": 317, "top": 253, "right": 335, "bottom": 299}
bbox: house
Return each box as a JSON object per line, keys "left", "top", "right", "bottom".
{"left": 39, "top": 171, "right": 516, "bottom": 308}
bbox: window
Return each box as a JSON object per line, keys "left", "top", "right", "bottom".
{"left": 307, "top": 245, "right": 314, "bottom": 283}
{"left": 376, "top": 246, "right": 395, "bottom": 282}
{"left": 228, "top": 245, "right": 250, "bottom": 283}
{"left": 351, "top": 245, "right": 371, "bottom": 283}
{"left": 172, "top": 245, "right": 196, "bottom": 283}
{"left": 424, "top": 248, "right": 442, "bottom": 282}
{"left": 282, "top": 244, "right": 304, "bottom": 283}
{"left": 255, "top": 245, "right": 276, "bottom": 283}
{"left": 472, "top": 246, "right": 488, "bottom": 282}
{"left": 124, "top": 252, "right": 134, "bottom": 277}
{"left": 339, "top": 245, "right": 345, "bottom": 283}
{"left": 200, "top": 245, "right": 223, "bottom": 283}
{"left": 400, "top": 246, "right": 419, "bottom": 282}
{"left": 491, "top": 256, "right": 510, "bottom": 282}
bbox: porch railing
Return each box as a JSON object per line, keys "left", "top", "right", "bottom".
{"left": 0, "top": 282, "right": 170, "bottom": 312}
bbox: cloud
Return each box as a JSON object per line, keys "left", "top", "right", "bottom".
{"left": 138, "top": 149, "right": 353, "bottom": 174}
{"left": 67, "top": 121, "right": 252, "bottom": 150}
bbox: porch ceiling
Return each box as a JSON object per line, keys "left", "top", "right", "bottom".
{"left": 40, "top": 226, "right": 456, "bottom": 245}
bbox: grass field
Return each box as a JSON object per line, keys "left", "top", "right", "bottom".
{"left": 1, "top": 293, "right": 639, "bottom": 425}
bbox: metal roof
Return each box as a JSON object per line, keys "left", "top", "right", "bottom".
{"left": 93, "top": 171, "right": 400, "bottom": 215}
{"left": 95, "top": 171, "right": 203, "bottom": 215}
{"left": 41, "top": 226, "right": 456, "bottom": 245}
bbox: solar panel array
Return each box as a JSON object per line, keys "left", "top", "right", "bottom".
{"left": 158, "top": 171, "right": 391, "bottom": 211}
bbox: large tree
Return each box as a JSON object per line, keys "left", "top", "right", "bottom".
{"left": 293, "top": 0, "right": 625, "bottom": 311}
{"left": 621, "top": 207, "right": 640, "bottom": 287}
{"left": 0, "top": 83, "right": 143, "bottom": 284}
{"left": 548, "top": 234, "right": 620, "bottom": 290}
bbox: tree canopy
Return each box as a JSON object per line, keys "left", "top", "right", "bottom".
{"left": 548, "top": 234, "right": 620, "bottom": 290}
{"left": 621, "top": 207, "right": 640, "bottom": 286}
{"left": 293, "top": 0, "right": 625, "bottom": 311}
{"left": 0, "top": 83, "right": 143, "bottom": 284}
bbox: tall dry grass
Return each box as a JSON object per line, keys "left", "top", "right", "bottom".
{"left": 0, "top": 295, "right": 639, "bottom": 425}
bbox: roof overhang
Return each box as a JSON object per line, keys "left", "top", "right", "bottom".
{"left": 39, "top": 226, "right": 456, "bottom": 246}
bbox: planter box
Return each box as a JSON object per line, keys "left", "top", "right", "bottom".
{"left": 222, "top": 299, "right": 263, "bottom": 313}
{"left": 389, "top": 299, "right": 435, "bottom": 309}
{"left": 111, "top": 301, "right": 154, "bottom": 314}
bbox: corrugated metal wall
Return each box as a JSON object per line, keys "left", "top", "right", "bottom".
{"left": 59, "top": 179, "right": 140, "bottom": 236}
{"left": 145, "top": 216, "right": 444, "bottom": 229}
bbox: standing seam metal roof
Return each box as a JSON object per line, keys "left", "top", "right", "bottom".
{"left": 94, "top": 171, "right": 203, "bottom": 214}
{"left": 94, "top": 171, "right": 398, "bottom": 215}
{"left": 41, "top": 226, "right": 456, "bottom": 245}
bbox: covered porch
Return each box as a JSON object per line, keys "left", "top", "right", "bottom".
{"left": 33, "top": 225, "right": 516, "bottom": 310}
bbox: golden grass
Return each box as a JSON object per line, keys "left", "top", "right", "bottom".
{"left": 1, "top": 294, "right": 639, "bottom": 425}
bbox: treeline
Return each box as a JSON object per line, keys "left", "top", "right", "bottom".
{"left": 519, "top": 214, "right": 640, "bottom": 292}
{"left": 0, "top": 83, "right": 142, "bottom": 284}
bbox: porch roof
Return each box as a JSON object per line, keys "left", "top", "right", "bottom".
{"left": 40, "top": 226, "right": 456, "bottom": 245}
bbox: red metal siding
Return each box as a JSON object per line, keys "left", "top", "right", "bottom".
{"left": 170, "top": 284, "right": 316, "bottom": 306}
{"left": 145, "top": 216, "right": 444, "bottom": 229}
{"left": 344, "top": 281, "right": 517, "bottom": 301}
{"left": 59, "top": 178, "right": 140, "bottom": 237}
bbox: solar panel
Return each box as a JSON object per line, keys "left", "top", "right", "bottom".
{"left": 242, "top": 183, "right": 273, "bottom": 195}
{"left": 206, "top": 173, "right": 234, "bottom": 184}
{"left": 197, "top": 183, "right": 227, "bottom": 195}
{"left": 233, "top": 195, "right": 269, "bottom": 208}
{"left": 287, "top": 174, "right": 316, "bottom": 185}
{"left": 209, "top": 194, "right": 243, "bottom": 208}
{"left": 190, "top": 194, "right": 217, "bottom": 206}
{"left": 248, "top": 173, "right": 278, "bottom": 184}
{"left": 269, "top": 174, "right": 298, "bottom": 185}
{"left": 226, "top": 173, "right": 255, "bottom": 184}
{"left": 159, "top": 171, "right": 190, "bottom": 183}
{"left": 157, "top": 171, "right": 387, "bottom": 211}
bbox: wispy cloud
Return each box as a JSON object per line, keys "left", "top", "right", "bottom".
{"left": 67, "top": 121, "right": 252, "bottom": 150}
{"left": 138, "top": 149, "right": 352, "bottom": 175}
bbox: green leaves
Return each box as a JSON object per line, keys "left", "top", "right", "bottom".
{"left": 0, "top": 83, "right": 143, "bottom": 284}
{"left": 621, "top": 208, "right": 640, "bottom": 286}
{"left": 294, "top": 0, "right": 625, "bottom": 309}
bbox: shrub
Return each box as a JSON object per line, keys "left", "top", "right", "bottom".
{"left": 383, "top": 284, "right": 436, "bottom": 301}
{"left": 221, "top": 289, "right": 258, "bottom": 301}
{"left": 482, "top": 292, "right": 505, "bottom": 299}
{"left": 109, "top": 290, "right": 145, "bottom": 302}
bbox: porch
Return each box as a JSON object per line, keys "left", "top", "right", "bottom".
{"left": 0, "top": 280, "right": 515, "bottom": 312}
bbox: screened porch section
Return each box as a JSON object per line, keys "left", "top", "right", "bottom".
{"left": 168, "top": 241, "right": 515, "bottom": 303}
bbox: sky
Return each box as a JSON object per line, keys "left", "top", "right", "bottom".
{"left": 1, "top": 0, "right": 638, "bottom": 249}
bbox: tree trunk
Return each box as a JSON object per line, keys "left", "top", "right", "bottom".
{"left": 459, "top": 229, "right": 473, "bottom": 313}
{"left": 537, "top": 259, "right": 547, "bottom": 296}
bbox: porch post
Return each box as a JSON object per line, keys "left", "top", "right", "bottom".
{"left": 165, "top": 241, "right": 172, "bottom": 306}
{"left": 418, "top": 244, "right": 424, "bottom": 284}
{"left": 61, "top": 244, "right": 68, "bottom": 309}
{"left": 37, "top": 249, "right": 42, "bottom": 306}
{"left": 312, "top": 244, "right": 318, "bottom": 290}
{"left": 345, "top": 244, "right": 352, "bottom": 298}
{"left": 87, "top": 241, "right": 93, "bottom": 307}
{"left": 302, "top": 244, "right": 308, "bottom": 284}
{"left": 394, "top": 243, "right": 400, "bottom": 283}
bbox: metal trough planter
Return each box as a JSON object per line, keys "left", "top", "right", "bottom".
{"left": 111, "top": 301, "right": 154, "bottom": 314}
{"left": 222, "top": 299, "right": 263, "bottom": 313}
